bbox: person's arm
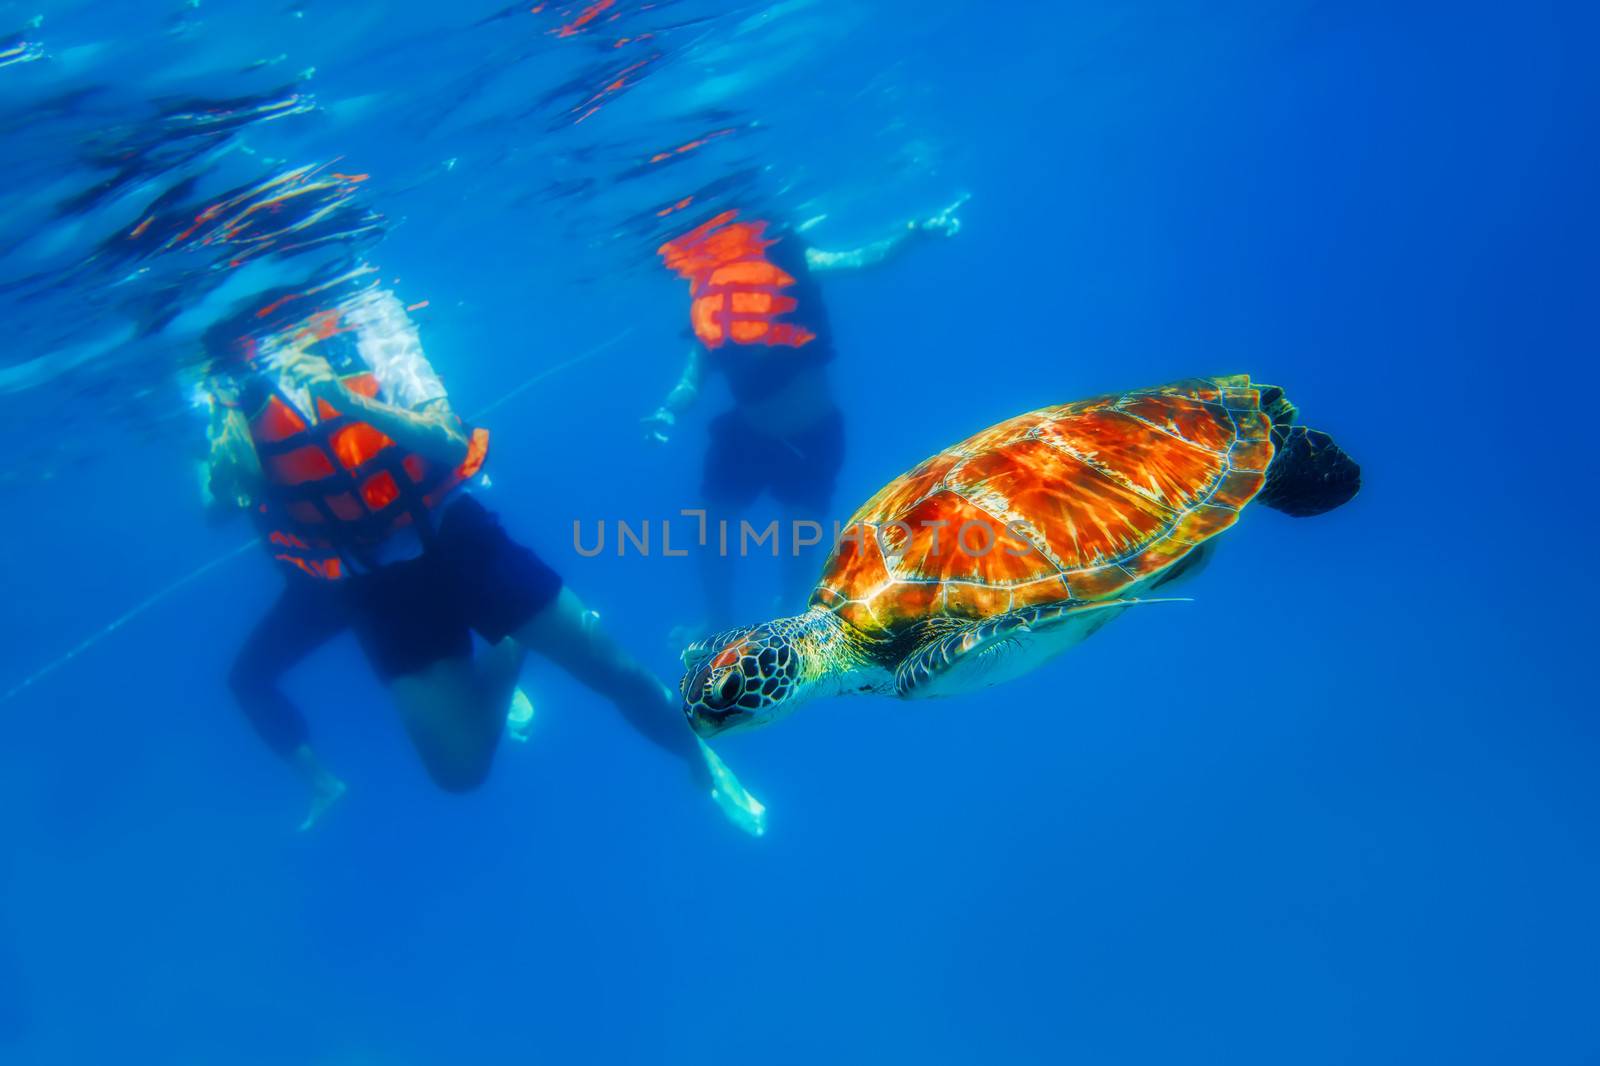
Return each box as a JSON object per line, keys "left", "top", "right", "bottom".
{"left": 280, "top": 351, "right": 472, "bottom": 468}
{"left": 330, "top": 389, "right": 470, "bottom": 468}
{"left": 803, "top": 193, "right": 969, "bottom": 275}
{"left": 202, "top": 400, "right": 263, "bottom": 516}
{"left": 642, "top": 345, "right": 705, "bottom": 445}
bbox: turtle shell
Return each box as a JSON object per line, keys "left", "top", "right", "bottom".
{"left": 811, "top": 375, "right": 1278, "bottom": 636}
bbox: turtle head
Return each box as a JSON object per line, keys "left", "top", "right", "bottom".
{"left": 680, "top": 618, "right": 815, "bottom": 737}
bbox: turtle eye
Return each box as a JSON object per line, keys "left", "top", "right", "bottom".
{"left": 706, "top": 670, "right": 743, "bottom": 709}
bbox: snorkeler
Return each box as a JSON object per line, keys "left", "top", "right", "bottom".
{"left": 201, "top": 268, "right": 764, "bottom": 834}
{"left": 644, "top": 197, "right": 966, "bottom": 630}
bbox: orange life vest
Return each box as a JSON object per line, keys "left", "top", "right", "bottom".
{"left": 244, "top": 371, "right": 489, "bottom": 580}
{"left": 658, "top": 210, "right": 817, "bottom": 350}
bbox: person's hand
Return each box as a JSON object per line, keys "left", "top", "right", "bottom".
{"left": 913, "top": 193, "right": 971, "bottom": 239}
{"left": 208, "top": 379, "right": 242, "bottom": 408}
{"left": 204, "top": 414, "right": 261, "bottom": 510}
{"left": 208, "top": 456, "right": 254, "bottom": 511}
{"left": 642, "top": 406, "right": 676, "bottom": 445}
{"left": 276, "top": 349, "right": 342, "bottom": 404}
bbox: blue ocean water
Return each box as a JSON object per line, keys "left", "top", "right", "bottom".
{"left": 1, "top": 1, "right": 1595, "bottom": 1062}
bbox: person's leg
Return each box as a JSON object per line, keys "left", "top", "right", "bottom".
{"left": 697, "top": 527, "right": 737, "bottom": 632}
{"left": 227, "top": 575, "right": 353, "bottom": 827}
{"left": 478, "top": 636, "right": 530, "bottom": 739}
{"left": 430, "top": 493, "right": 766, "bottom": 832}
{"left": 429, "top": 494, "right": 688, "bottom": 759}
{"left": 386, "top": 654, "right": 511, "bottom": 793}
{"left": 512, "top": 586, "right": 699, "bottom": 765}
{"left": 347, "top": 554, "right": 513, "bottom": 793}
{"left": 773, "top": 410, "right": 846, "bottom": 606}
{"left": 513, "top": 588, "right": 766, "bottom": 834}
{"left": 778, "top": 500, "right": 820, "bottom": 609}
{"left": 227, "top": 577, "right": 350, "bottom": 760}
{"left": 699, "top": 412, "right": 763, "bottom": 632}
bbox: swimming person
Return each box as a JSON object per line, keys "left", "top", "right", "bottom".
{"left": 644, "top": 198, "right": 966, "bottom": 633}
{"left": 200, "top": 266, "right": 765, "bottom": 834}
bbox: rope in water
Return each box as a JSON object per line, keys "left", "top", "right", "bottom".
{"left": 467, "top": 328, "right": 632, "bottom": 421}
{"left": 0, "top": 328, "right": 634, "bottom": 708}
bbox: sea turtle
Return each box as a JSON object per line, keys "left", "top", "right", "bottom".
{"left": 680, "top": 375, "right": 1359, "bottom": 736}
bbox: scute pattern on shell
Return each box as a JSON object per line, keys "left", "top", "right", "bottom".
{"left": 811, "top": 375, "right": 1277, "bottom": 636}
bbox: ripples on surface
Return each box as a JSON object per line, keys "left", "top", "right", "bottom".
{"left": 0, "top": 0, "right": 961, "bottom": 481}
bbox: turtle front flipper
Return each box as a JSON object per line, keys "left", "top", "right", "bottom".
{"left": 894, "top": 600, "right": 1175, "bottom": 700}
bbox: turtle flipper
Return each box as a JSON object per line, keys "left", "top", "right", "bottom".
{"left": 1258, "top": 425, "right": 1361, "bottom": 517}
{"left": 1252, "top": 386, "right": 1360, "bottom": 518}
{"left": 895, "top": 599, "right": 1168, "bottom": 699}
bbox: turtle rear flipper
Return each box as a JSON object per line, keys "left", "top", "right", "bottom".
{"left": 1257, "top": 426, "right": 1361, "bottom": 517}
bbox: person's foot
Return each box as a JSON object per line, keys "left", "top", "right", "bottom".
{"left": 297, "top": 772, "right": 348, "bottom": 833}
{"left": 698, "top": 738, "right": 768, "bottom": 837}
{"left": 505, "top": 687, "right": 536, "bottom": 743}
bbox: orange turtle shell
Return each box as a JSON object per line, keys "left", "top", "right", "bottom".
{"left": 812, "top": 375, "right": 1280, "bottom": 637}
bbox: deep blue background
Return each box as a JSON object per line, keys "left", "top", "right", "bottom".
{"left": 1, "top": 2, "right": 1596, "bottom": 1063}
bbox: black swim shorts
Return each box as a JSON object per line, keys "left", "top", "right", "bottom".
{"left": 701, "top": 409, "right": 845, "bottom": 514}
{"left": 344, "top": 494, "right": 563, "bottom": 681}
